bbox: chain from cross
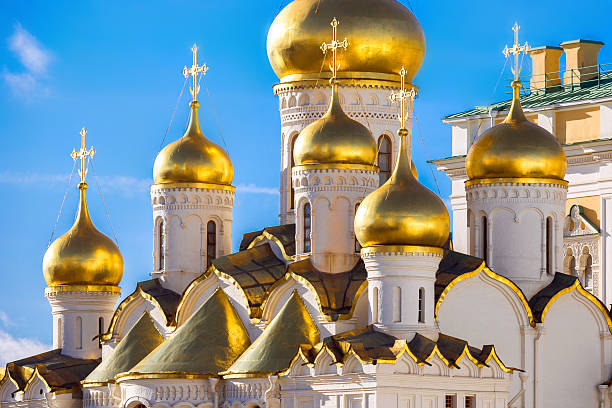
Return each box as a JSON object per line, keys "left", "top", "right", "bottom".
{"left": 389, "top": 67, "right": 417, "bottom": 129}
{"left": 320, "top": 17, "right": 349, "bottom": 82}
{"left": 71, "top": 127, "right": 95, "bottom": 183}
{"left": 503, "top": 22, "right": 530, "bottom": 81}
{"left": 183, "top": 43, "right": 209, "bottom": 101}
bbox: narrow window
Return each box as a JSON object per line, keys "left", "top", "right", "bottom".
{"left": 158, "top": 221, "right": 165, "bottom": 271}
{"left": 355, "top": 202, "right": 361, "bottom": 253}
{"left": 372, "top": 287, "right": 379, "bottom": 324}
{"left": 465, "top": 396, "right": 475, "bottom": 408}
{"left": 57, "top": 317, "right": 62, "bottom": 348}
{"left": 393, "top": 286, "right": 401, "bottom": 322}
{"left": 98, "top": 317, "right": 104, "bottom": 349}
{"left": 377, "top": 135, "right": 392, "bottom": 184}
{"left": 482, "top": 216, "right": 488, "bottom": 263}
{"left": 303, "top": 203, "right": 311, "bottom": 252}
{"left": 76, "top": 317, "right": 82, "bottom": 350}
{"left": 207, "top": 221, "right": 217, "bottom": 268}
{"left": 418, "top": 287, "right": 425, "bottom": 323}
{"left": 290, "top": 135, "right": 298, "bottom": 210}
{"left": 546, "top": 216, "right": 552, "bottom": 274}
{"left": 445, "top": 395, "right": 456, "bottom": 408}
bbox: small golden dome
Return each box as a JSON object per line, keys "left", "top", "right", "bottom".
{"left": 466, "top": 81, "right": 566, "bottom": 181}
{"left": 355, "top": 129, "right": 450, "bottom": 248}
{"left": 293, "top": 83, "right": 377, "bottom": 167}
{"left": 267, "top": 0, "right": 425, "bottom": 83}
{"left": 43, "top": 182, "right": 123, "bottom": 287}
{"left": 153, "top": 101, "right": 233, "bottom": 185}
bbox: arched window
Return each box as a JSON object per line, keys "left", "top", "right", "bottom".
{"left": 579, "top": 247, "right": 593, "bottom": 289}
{"left": 546, "top": 216, "right": 553, "bottom": 274}
{"left": 481, "top": 216, "right": 488, "bottom": 263}
{"left": 98, "top": 317, "right": 104, "bottom": 349}
{"left": 207, "top": 221, "right": 216, "bottom": 268}
{"left": 158, "top": 221, "right": 165, "bottom": 271}
{"left": 563, "top": 249, "right": 576, "bottom": 276}
{"left": 393, "top": 286, "right": 401, "bottom": 322}
{"left": 354, "top": 202, "right": 361, "bottom": 253}
{"left": 372, "top": 287, "right": 379, "bottom": 324}
{"left": 75, "top": 317, "right": 82, "bottom": 350}
{"left": 290, "top": 135, "right": 298, "bottom": 210}
{"left": 303, "top": 203, "right": 311, "bottom": 253}
{"left": 57, "top": 317, "right": 62, "bottom": 348}
{"left": 377, "top": 135, "right": 392, "bottom": 185}
{"left": 418, "top": 287, "right": 425, "bottom": 323}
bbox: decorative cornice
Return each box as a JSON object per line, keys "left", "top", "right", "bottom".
{"left": 151, "top": 183, "right": 235, "bottom": 193}
{"left": 361, "top": 245, "right": 444, "bottom": 257}
{"left": 45, "top": 285, "right": 121, "bottom": 296}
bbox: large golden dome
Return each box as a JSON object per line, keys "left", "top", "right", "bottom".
{"left": 355, "top": 129, "right": 450, "bottom": 248}
{"left": 267, "top": 0, "right": 426, "bottom": 83}
{"left": 293, "top": 83, "right": 377, "bottom": 167}
{"left": 466, "top": 81, "right": 566, "bottom": 182}
{"left": 153, "top": 101, "right": 233, "bottom": 185}
{"left": 43, "top": 182, "right": 123, "bottom": 287}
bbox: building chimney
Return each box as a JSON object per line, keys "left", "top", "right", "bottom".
{"left": 560, "top": 39, "right": 604, "bottom": 86}
{"left": 528, "top": 46, "right": 563, "bottom": 91}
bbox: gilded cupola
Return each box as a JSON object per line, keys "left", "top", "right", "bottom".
{"left": 354, "top": 70, "right": 450, "bottom": 249}
{"left": 355, "top": 129, "right": 450, "bottom": 248}
{"left": 267, "top": 0, "right": 425, "bottom": 83}
{"left": 43, "top": 130, "right": 123, "bottom": 287}
{"left": 292, "top": 82, "right": 377, "bottom": 167}
{"left": 466, "top": 80, "right": 566, "bottom": 182}
{"left": 153, "top": 45, "right": 233, "bottom": 186}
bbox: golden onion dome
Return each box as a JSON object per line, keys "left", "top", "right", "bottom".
{"left": 355, "top": 129, "right": 450, "bottom": 248}
{"left": 43, "top": 182, "right": 123, "bottom": 287}
{"left": 293, "top": 83, "right": 377, "bottom": 167}
{"left": 153, "top": 100, "right": 233, "bottom": 185}
{"left": 267, "top": 0, "right": 425, "bottom": 83}
{"left": 466, "top": 81, "right": 566, "bottom": 181}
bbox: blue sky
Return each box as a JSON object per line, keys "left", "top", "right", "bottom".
{"left": 1, "top": 0, "right": 611, "bottom": 362}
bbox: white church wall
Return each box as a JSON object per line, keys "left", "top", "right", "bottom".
{"left": 538, "top": 291, "right": 608, "bottom": 408}
{"left": 436, "top": 271, "right": 532, "bottom": 402}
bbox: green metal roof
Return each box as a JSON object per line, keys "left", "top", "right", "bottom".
{"left": 444, "top": 70, "right": 612, "bottom": 120}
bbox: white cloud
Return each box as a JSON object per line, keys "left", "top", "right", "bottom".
{"left": 0, "top": 329, "right": 49, "bottom": 366}
{"left": 0, "top": 171, "right": 152, "bottom": 197}
{"left": 236, "top": 184, "right": 279, "bottom": 195}
{"left": 8, "top": 23, "right": 51, "bottom": 75}
{"left": 3, "top": 23, "right": 52, "bottom": 97}
{"left": 0, "top": 311, "right": 11, "bottom": 327}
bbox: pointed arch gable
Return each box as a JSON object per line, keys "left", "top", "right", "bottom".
{"left": 23, "top": 368, "right": 49, "bottom": 400}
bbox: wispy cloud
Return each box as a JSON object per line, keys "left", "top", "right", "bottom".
{"left": 236, "top": 183, "right": 279, "bottom": 195}
{"left": 0, "top": 329, "right": 49, "bottom": 366}
{"left": 0, "top": 311, "right": 11, "bottom": 327}
{"left": 0, "top": 170, "right": 152, "bottom": 197}
{"left": 3, "top": 23, "right": 52, "bottom": 96}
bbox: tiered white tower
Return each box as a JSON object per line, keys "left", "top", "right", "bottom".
{"left": 267, "top": 0, "right": 425, "bottom": 226}
{"left": 465, "top": 30, "right": 568, "bottom": 298}
{"left": 151, "top": 46, "right": 235, "bottom": 294}
{"left": 43, "top": 129, "right": 123, "bottom": 359}
{"left": 355, "top": 69, "right": 451, "bottom": 339}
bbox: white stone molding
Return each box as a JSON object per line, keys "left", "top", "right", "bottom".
{"left": 151, "top": 185, "right": 234, "bottom": 294}
{"left": 293, "top": 166, "right": 378, "bottom": 273}
{"left": 362, "top": 250, "right": 443, "bottom": 339}
{"left": 466, "top": 181, "right": 567, "bottom": 299}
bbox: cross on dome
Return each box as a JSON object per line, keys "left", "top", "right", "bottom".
{"left": 71, "top": 127, "right": 95, "bottom": 184}
{"left": 183, "top": 43, "right": 209, "bottom": 101}
{"left": 320, "top": 17, "right": 349, "bottom": 83}
{"left": 503, "top": 22, "right": 530, "bottom": 81}
{"left": 389, "top": 67, "right": 417, "bottom": 130}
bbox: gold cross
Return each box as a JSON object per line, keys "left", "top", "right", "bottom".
{"left": 71, "top": 127, "right": 95, "bottom": 183}
{"left": 183, "top": 43, "right": 209, "bottom": 101}
{"left": 503, "top": 22, "right": 530, "bottom": 81}
{"left": 389, "top": 67, "right": 417, "bottom": 129}
{"left": 320, "top": 17, "right": 348, "bottom": 82}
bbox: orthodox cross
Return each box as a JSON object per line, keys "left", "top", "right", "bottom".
{"left": 389, "top": 67, "right": 417, "bottom": 129}
{"left": 71, "top": 127, "right": 95, "bottom": 183}
{"left": 320, "top": 17, "right": 348, "bottom": 82}
{"left": 183, "top": 43, "right": 209, "bottom": 101}
{"left": 503, "top": 22, "right": 530, "bottom": 81}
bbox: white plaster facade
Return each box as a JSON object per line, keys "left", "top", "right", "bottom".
{"left": 150, "top": 184, "right": 234, "bottom": 294}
